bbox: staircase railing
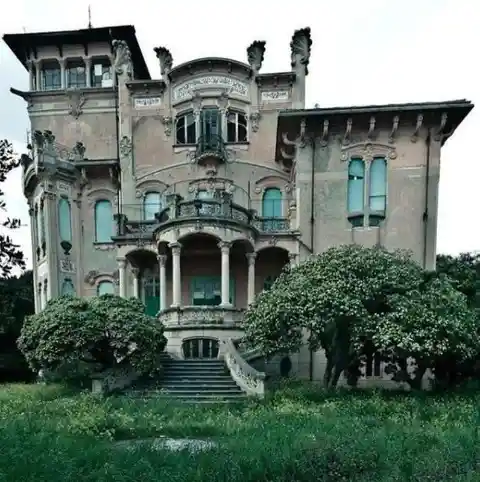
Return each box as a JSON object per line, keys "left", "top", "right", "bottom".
{"left": 222, "top": 338, "right": 266, "bottom": 398}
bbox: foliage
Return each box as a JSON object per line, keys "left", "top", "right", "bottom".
{"left": 0, "top": 270, "right": 35, "bottom": 382}
{"left": 18, "top": 294, "right": 167, "bottom": 379}
{"left": 0, "top": 383, "right": 480, "bottom": 481}
{"left": 0, "top": 139, "right": 25, "bottom": 278}
{"left": 243, "top": 245, "right": 477, "bottom": 389}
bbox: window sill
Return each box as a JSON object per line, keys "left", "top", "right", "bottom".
{"left": 348, "top": 211, "right": 385, "bottom": 228}
{"left": 93, "top": 242, "right": 115, "bottom": 251}
{"left": 224, "top": 141, "right": 250, "bottom": 146}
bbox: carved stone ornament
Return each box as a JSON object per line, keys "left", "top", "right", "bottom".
{"left": 66, "top": 89, "right": 86, "bottom": 119}
{"left": 340, "top": 142, "right": 397, "bottom": 162}
{"left": 250, "top": 111, "right": 261, "bottom": 132}
{"left": 85, "top": 270, "right": 99, "bottom": 285}
{"left": 112, "top": 39, "right": 133, "bottom": 78}
{"left": 119, "top": 136, "right": 133, "bottom": 158}
{"left": 161, "top": 116, "right": 173, "bottom": 136}
{"left": 290, "top": 27, "right": 313, "bottom": 74}
{"left": 247, "top": 40, "right": 266, "bottom": 73}
{"left": 72, "top": 141, "right": 86, "bottom": 160}
{"left": 60, "top": 259, "right": 75, "bottom": 273}
{"left": 153, "top": 46, "right": 173, "bottom": 79}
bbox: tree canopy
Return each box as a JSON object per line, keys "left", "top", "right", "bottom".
{"left": 243, "top": 245, "right": 478, "bottom": 389}
{"left": 18, "top": 294, "right": 167, "bottom": 379}
{"left": 0, "top": 139, "right": 25, "bottom": 278}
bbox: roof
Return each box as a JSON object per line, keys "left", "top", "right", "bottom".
{"left": 279, "top": 99, "right": 474, "bottom": 117}
{"left": 3, "top": 25, "right": 150, "bottom": 80}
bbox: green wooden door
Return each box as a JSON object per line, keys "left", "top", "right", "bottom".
{"left": 144, "top": 274, "right": 160, "bottom": 316}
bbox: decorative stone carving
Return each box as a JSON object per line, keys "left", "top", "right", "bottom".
{"left": 218, "top": 90, "right": 229, "bottom": 111}
{"left": 93, "top": 243, "right": 116, "bottom": 251}
{"left": 112, "top": 269, "right": 120, "bottom": 285}
{"left": 85, "top": 270, "right": 99, "bottom": 285}
{"left": 161, "top": 116, "right": 173, "bottom": 136}
{"left": 60, "top": 259, "right": 75, "bottom": 273}
{"left": 119, "top": 136, "right": 132, "bottom": 158}
{"left": 66, "top": 89, "right": 86, "bottom": 119}
{"left": 249, "top": 111, "right": 261, "bottom": 132}
{"left": 112, "top": 39, "right": 133, "bottom": 78}
{"left": 72, "top": 141, "right": 86, "bottom": 160}
{"left": 153, "top": 46, "right": 173, "bottom": 79}
{"left": 247, "top": 40, "right": 266, "bottom": 73}
{"left": 340, "top": 142, "right": 397, "bottom": 162}
{"left": 290, "top": 27, "right": 313, "bottom": 74}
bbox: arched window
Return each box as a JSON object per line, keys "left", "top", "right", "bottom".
{"left": 143, "top": 192, "right": 162, "bottom": 220}
{"left": 61, "top": 279, "right": 75, "bottom": 296}
{"left": 97, "top": 280, "right": 115, "bottom": 296}
{"left": 227, "top": 111, "right": 248, "bottom": 142}
{"left": 175, "top": 112, "right": 196, "bottom": 144}
{"left": 66, "top": 59, "right": 86, "bottom": 88}
{"left": 94, "top": 200, "right": 114, "bottom": 243}
{"left": 58, "top": 198, "right": 72, "bottom": 243}
{"left": 369, "top": 157, "right": 387, "bottom": 212}
{"left": 347, "top": 158, "right": 365, "bottom": 214}
{"left": 41, "top": 60, "right": 61, "bottom": 90}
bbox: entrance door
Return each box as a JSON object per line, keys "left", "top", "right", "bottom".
{"left": 144, "top": 273, "right": 160, "bottom": 316}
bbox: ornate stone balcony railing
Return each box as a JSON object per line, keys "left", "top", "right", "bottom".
{"left": 223, "top": 338, "right": 266, "bottom": 398}
{"left": 158, "top": 305, "right": 245, "bottom": 328}
{"left": 195, "top": 134, "right": 228, "bottom": 165}
{"left": 115, "top": 198, "right": 293, "bottom": 238}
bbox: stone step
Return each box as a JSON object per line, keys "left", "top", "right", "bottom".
{"left": 135, "top": 391, "right": 248, "bottom": 401}
{"left": 163, "top": 370, "right": 228, "bottom": 376}
{"left": 161, "top": 361, "right": 226, "bottom": 367}
{"left": 161, "top": 381, "right": 239, "bottom": 388}
{"left": 159, "top": 385, "right": 243, "bottom": 393}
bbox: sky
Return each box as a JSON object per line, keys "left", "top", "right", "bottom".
{"left": 0, "top": 0, "right": 478, "bottom": 271}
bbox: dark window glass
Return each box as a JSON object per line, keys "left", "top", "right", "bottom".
{"left": 42, "top": 61, "right": 61, "bottom": 90}
{"left": 66, "top": 60, "right": 86, "bottom": 88}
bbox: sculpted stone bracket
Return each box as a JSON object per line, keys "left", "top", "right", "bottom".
{"left": 340, "top": 142, "right": 397, "bottom": 162}
{"left": 112, "top": 39, "right": 133, "bottom": 79}
{"left": 66, "top": 89, "right": 86, "bottom": 119}
{"left": 247, "top": 40, "right": 266, "bottom": 74}
{"left": 290, "top": 27, "right": 312, "bottom": 75}
{"left": 119, "top": 136, "right": 133, "bottom": 159}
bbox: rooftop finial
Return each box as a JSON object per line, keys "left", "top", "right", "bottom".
{"left": 88, "top": 5, "right": 92, "bottom": 29}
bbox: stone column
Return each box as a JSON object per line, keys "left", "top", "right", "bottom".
{"left": 288, "top": 253, "right": 298, "bottom": 267}
{"left": 246, "top": 252, "right": 257, "bottom": 305}
{"left": 219, "top": 241, "right": 231, "bottom": 307}
{"left": 84, "top": 57, "right": 92, "bottom": 87}
{"left": 35, "top": 60, "right": 41, "bottom": 91}
{"left": 131, "top": 267, "right": 140, "bottom": 298}
{"left": 157, "top": 254, "right": 167, "bottom": 311}
{"left": 117, "top": 257, "right": 127, "bottom": 298}
{"left": 169, "top": 242, "right": 182, "bottom": 307}
{"left": 59, "top": 59, "right": 66, "bottom": 89}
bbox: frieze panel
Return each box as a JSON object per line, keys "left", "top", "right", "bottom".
{"left": 261, "top": 90, "right": 290, "bottom": 102}
{"left": 134, "top": 97, "right": 162, "bottom": 109}
{"left": 173, "top": 76, "right": 249, "bottom": 102}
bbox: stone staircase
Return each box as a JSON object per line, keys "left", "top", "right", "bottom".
{"left": 127, "top": 353, "right": 249, "bottom": 403}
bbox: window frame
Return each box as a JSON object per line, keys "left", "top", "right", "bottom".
{"left": 190, "top": 276, "right": 235, "bottom": 306}
{"left": 97, "top": 280, "right": 115, "bottom": 296}
{"left": 58, "top": 197, "right": 72, "bottom": 243}
{"left": 41, "top": 60, "right": 62, "bottom": 91}
{"left": 143, "top": 191, "right": 163, "bottom": 221}
{"left": 90, "top": 57, "right": 113, "bottom": 88}
{"left": 175, "top": 111, "right": 197, "bottom": 145}
{"left": 94, "top": 199, "right": 114, "bottom": 244}
{"left": 226, "top": 110, "right": 248, "bottom": 143}
{"left": 66, "top": 59, "right": 87, "bottom": 89}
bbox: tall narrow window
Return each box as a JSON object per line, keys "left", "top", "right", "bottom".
{"left": 91, "top": 58, "right": 113, "bottom": 87}
{"left": 175, "top": 112, "right": 196, "bottom": 144}
{"left": 58, "top": 198, "right": 72, "bottom": 243}
{"left": 262, "top": 188, "right": 283, "bottom": 231}
{"left": 200, "top": 108, "right": 221, "bottom": 148}
{"left": 143, "top": 192, "right": 162, "bottom": 220}
{"left": 97, "top": 280, "right": 115, "bottom": 296}
{"left": 41, "top": 60, "right": 61, "bottom": 90}
{"left": 61, "top": 279, "right": 75, "bottom": 296}
{"left": 39, "top": 202, "right": 46, "bottom": 255}
{"left": 66, "top": 59, "right": 86, "bottom": 88}
{"left": 227, "top": 111, "right": 248, "bottom": 142}
{"left": 94, "top": 200, "right": 113, "bottom": 243}
{"left": 347, "top": 158, "right": 365, "bottom": 215}
{"left": 369, "top": 157, "right": 387, "bottom": 212}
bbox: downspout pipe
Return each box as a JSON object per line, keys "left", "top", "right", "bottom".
{"left": 309, "top": 135, "right": 316, "bottom": 381}
{"left": 423, "top": 129, "right": 431, "bottom": 269}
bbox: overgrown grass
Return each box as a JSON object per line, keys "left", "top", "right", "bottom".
{"left": 1, "top": 381, "right": 480, "bottom": 481}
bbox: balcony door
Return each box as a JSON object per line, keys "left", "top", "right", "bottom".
{"left": 200, "top": 108, "right": 221, "bottom": 148}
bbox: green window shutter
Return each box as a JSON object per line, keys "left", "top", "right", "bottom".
{"left": 58, "top": 198, "right": 72, "bottom": 243}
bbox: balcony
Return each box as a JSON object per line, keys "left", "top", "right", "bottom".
{"left": 195, "top": 134, "right": 228, "bottom": 166}
{"left": 115, "top": 196, "right": 294, "bottom": 240}
{"left": 158, "top": 306, "right": 245, "bottom": 328}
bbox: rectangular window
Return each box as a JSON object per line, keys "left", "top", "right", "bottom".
{"left": 347, "top": 159, "right": 365, "bottom": 214}
{"left": 66, "top": 61, "right": 87, "bottom": 88}
{"left": 191, "top": 276, "right": 235, "bottom": 305}
{"left": 91, "top": 62, "right": 113, "bottom": 87}
{"left": 42, "top": 62, "right": 62, "bottom": 90}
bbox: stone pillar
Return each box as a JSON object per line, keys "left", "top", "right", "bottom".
{"left": 35, "top": 60, "right": 41, "bottom": 91}
{"left": 131, "top": 267, "right": 140, "bottom": 298}
{"left": 84, "top": 57, "right": 92, "bottom": 87}
{"left": 169, "top": 242, "right": 182, "bottom": 307}
{"left": 59, "top": 59, "right": 66, "bottom": 89}
{"left": 288, "top": 253, "right": 298, "bottom": 267}
{"left": 246, "top": 252, "right": 257, "bottom": 305}
{"left": 157, "top": 254, "right": 167, "bottom": 311}
{"left": 117, "top": 257, "right": 127, "bottom": 298}
{"left": 219, "top": 241, "right": 231, "bottom": 307}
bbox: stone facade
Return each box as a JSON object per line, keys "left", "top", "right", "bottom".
{"left": 4, "top": 25, "right": 473, "bottom": 386}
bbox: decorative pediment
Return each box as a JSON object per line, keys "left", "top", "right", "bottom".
{"left": 340, "top": 142, "right": 397, "bottom": 162}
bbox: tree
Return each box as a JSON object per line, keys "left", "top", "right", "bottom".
{"left": 18, "top": 294, "right": 167, "bottom": 380}
{"left": 243, "top": 245, "right": 477, "bottom": 389}
{"left": 0, "top": 139, "right": 25, "bottom": 278}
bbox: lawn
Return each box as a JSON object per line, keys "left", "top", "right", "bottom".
{"left": 0, "top": 382, "right": 479, "bottom": 481}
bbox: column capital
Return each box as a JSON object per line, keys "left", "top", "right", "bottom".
{"left": 116, "top": 257, "right": 127, "bottom": 268}
{"left": 131, "top": 267, "right": 140, "bottom": 277}
{"left": 288, "top": 253, "right": 298, "bottom": 264}
{"left": 218, "top": 241, "right": 231, "bottom": 253}
{"left": 157, "top": 254, "right": 168, "bottom": 266}
{"left": 246, "top": 252, "right": 257, "bottom": 265}
{"left": 168, "top": 242, "right": 182, "bottom": 255}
